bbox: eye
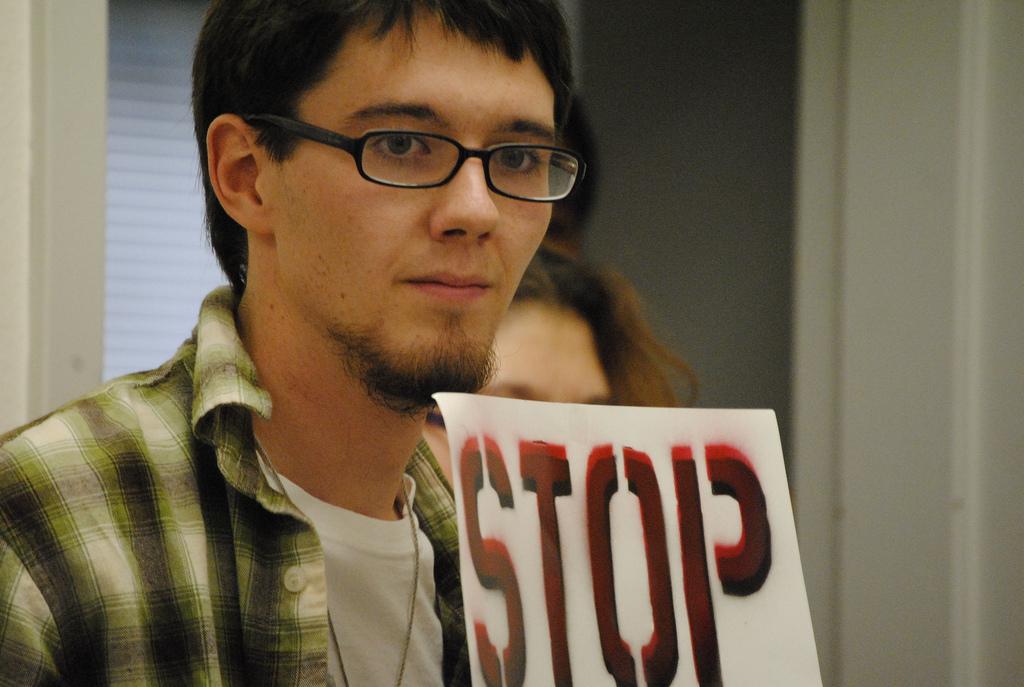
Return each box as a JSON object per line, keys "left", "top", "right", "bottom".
{"left": 385, "top": 134, "right": 413, "bottom": 155}
{"left": 372, "top": 133, "right": 432, "bottom": 157}
{"left": 495, "top": 147, "right": 541, "bottom": 173}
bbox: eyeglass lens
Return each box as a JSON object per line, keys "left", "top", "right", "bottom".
{"left": 361, "top": 133, "right": 578, "bottom": 200}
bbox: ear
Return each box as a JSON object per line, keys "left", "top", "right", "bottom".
{"left": 206, "top": 113, "right": 274, "bottom": 237}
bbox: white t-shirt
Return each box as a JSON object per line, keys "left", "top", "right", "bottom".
{"left": 257, "top": 449, "right": 444, "bottom": 687}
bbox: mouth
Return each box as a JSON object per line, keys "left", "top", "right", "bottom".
{"left": 405, "top": 273, "right": 492, "bottom": 303}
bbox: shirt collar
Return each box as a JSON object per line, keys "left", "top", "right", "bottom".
{"left": 185, "top": 286, "right": 281, "bottom": 505}
{"left": 190, "top": 286, "right": 272, "bottom": 436}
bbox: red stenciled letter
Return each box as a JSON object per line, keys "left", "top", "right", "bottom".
{"left": 520, "top": 440, "right": 573, "bottom": 687}
{"left": 460, "top": 436, "right": 526, "bottom": 687}
{"left": 623, "top": 448, "right": 679, "bottom": 687}
{"left": 671, "top": 446, "right": 722, "bottom": 686}
{"left": 586, "top": 444, "right": 636, "bottom": 686}
{"left": 706, "top": 444, "right": 772, "bottom": 596}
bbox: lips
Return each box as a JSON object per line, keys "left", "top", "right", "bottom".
{"left": 405, "top": 273, "right": 492, "bottom": 302}
{"left": 406, "top": 272, "right": 491, "bottom": 289}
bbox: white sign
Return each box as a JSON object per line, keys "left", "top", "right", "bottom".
{"left": 434, "top": 393, "right": 821, "bottom": 687}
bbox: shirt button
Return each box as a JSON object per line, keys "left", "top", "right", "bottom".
{"left": 283, "top": 566, "right": 307, "bottom": 593}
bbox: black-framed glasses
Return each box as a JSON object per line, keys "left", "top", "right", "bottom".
{"left": 243, "top": 114, "right": 586, "bottom": 203}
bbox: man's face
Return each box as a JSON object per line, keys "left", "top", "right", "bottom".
{"left": 258, "top": 16, "right": 555, "bottom": 412}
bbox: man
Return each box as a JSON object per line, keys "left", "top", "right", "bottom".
{"left": 0, "top": 1, "right": 581, "bottom": 684}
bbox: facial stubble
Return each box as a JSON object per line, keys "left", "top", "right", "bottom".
{"left": 329, "top": 311, "right": 496, "bottom": 416}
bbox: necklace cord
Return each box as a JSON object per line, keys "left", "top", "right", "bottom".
{"left": 394, "top": 476, "right": 419, "bottom": 686}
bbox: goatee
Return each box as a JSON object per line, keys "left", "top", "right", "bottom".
{"left": 329, "top": 316, "right": 495, "bottom": 416}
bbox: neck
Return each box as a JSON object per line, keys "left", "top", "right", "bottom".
{"left": 239, "top": 283, "right": 425, "bottom": 521}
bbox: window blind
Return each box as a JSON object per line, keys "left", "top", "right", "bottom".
{"left": 104, "top": 0, "right": 221, "bottom": 380}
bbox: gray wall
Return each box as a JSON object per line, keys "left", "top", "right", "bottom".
{"left": 579, "top": 2, "right": 799, "bottom": 454}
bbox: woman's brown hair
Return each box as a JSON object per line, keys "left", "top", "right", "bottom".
{"left": 513, "top": 247, "right": 698, "bottom": 407}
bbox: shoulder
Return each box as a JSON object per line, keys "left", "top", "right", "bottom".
{"left": 0, "top": 353, "right": 199, "bottom": 569}
{"left": 1, "top": 352, "right": 194, "bottom": 477}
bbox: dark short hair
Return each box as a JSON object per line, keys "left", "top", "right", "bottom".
{"left": 515, "top": 247, "right": 699, "bottom": 407}
{"left": 192, "top": 0, "right": 574, "bottom": 295}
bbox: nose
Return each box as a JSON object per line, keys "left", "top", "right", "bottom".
{"left": 427, "top": 158, "right": 500, "bottom": 241}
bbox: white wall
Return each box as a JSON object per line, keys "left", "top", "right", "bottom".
{"left": 0, "top": 0, "right": 107, "bottom": 433}
{"left": 0, "top": 2, "right": 32, "bottom": 430}
{"left": 793, "top": 1, "right": 1024, "bottom": 685}
{"left": 28, "top": 1, "right": 107, "bottom": 419}
{"left": 968, "top": 4, "right": 1024, "bottom": 681}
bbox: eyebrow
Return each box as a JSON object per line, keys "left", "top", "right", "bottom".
{"left": 346, "top": 102, "right": 557, "bottom": 143}
{"left": 347, "top": 102, "right": 446, "bottom": 127}
{"left": 504, "top": 119, "right": 558, "bottom": 144}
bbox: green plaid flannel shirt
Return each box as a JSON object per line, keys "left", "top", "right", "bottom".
{"left": 0, "top": 287, "right": 469, "bottom": 686}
